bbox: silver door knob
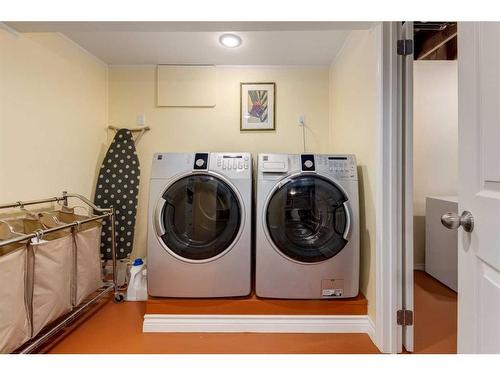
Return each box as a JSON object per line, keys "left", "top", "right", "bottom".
{"left": 441, "top": 211, "right": 474, "bottom": 233}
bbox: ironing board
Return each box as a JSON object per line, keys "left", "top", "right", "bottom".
{"left": 94, "top": 129, "right": 140, "bottom": 260}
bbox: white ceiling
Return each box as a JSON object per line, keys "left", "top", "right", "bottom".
{"left": 6, "top": 22, "right": 373, "bottom": 66}
{"left": 59, "top": 30, "right": 352, "bottom": 66}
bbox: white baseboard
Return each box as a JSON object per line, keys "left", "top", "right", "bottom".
{"left": 366, "top": 316, "right": 376, "bottom": 344}
{"left": 143, "top": 314, "right": 375, "bottom": 336}
{"left": 414, "top": 263, "right": 425, "bottom": 271}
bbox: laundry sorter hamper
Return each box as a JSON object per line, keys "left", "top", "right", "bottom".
{"left": 0, "top": 216, "right": 46, "bottom": 353}
{"left": 0, "top": 192, "right": 123, "bottom": 353}
{"left": 40, "top": 210, "right": 103, "bottom": 306}
{"left": 0, "top": 241, "right": 31, "bottom": 353}
{"left": 6, "top": 216, "right": 74, "bottom": 338}
{"left": 30, "top": 230, "right": 74, "bottom": 337}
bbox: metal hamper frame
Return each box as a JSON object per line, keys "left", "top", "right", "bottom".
{"left": 0, "top": 191, "right": 124, "bottom": 353}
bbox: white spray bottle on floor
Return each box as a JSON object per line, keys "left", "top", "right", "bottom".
{"left": 126, "top": 258, "right": 148, "bottom": 301}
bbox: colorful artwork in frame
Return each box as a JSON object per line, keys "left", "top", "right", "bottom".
{"left": 240, "top": 82, "right": 276, "bottom": 131}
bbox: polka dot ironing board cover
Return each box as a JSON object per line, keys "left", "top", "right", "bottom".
{"left": 95, "top": 129, "right": 140, "bottom": 260}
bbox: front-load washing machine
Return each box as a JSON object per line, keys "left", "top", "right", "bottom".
{"left": 255, "top": 153, "right": 359, "bottom": 299}
{"left": 147, "top": 152, "right": 252, "bottom": 297}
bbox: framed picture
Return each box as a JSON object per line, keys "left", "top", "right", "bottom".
{"left": 240, "top": 82, "right": 276, "bottom": 131}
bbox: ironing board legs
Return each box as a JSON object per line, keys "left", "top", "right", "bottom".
{"left": 110, "top": 210, "right": 124, "bottom": 302}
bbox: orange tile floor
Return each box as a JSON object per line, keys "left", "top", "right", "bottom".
{"left": 413, "top": 270, "right": 457, "bottom": 353}
{"left": 41, "top": 299, "right": 378, "bottom": 354}
{"left": 37, "top": 270, "right": 456, "bottom": 354}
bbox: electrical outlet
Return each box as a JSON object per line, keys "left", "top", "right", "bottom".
{"left": 136, "top": 113, "right": 146, "bottom": 126}
{"left": 298, "top": 114, "right": 305, "bottom": 127}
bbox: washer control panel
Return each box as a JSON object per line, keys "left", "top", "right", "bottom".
{"left": 210, "top": 152, "right": 252, "bottom": 179}
{"left": 258, "top": 154, "right": 357, "bottom": 181}
{"left": 260, "top": 154, "right": 289, "bottom": 173}
{"left": 316, "top": 154, "right": 357, "bottom": 180}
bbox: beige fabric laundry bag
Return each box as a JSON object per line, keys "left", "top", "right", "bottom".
{"left": 0, "top": 243, "right": 31, "bottom": 353}
{"left": 43, "top": 211, "right": 103, "bottom": 306}
{"left": 7, "top": 216, "right": 42, "bottom": 235}
{"left": 29, "top": 229, "right": 73, "bottom": 337}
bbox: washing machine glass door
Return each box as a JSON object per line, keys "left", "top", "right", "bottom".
{"left": 266, "top": 175, "right": 349, "bottom": 263}
{"left": 159, "top": 174, "right": 241, "bottom": 261}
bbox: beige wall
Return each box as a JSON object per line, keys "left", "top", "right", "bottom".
{"left": 1, "top": 30, "right": 378, "bottom": 317}
{"left": 0, "top": 31, "right": 108, "bottom": 204}
{"left": 108, "top": 66, "right": 330, "bottom": 258}
{"left": 329, "top": 29, "right": 380, "bottom": 321}
{"left": 413, "top": 61, "right": 458, "bottom": 267}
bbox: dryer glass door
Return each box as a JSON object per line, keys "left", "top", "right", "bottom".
{"left": 159, "top": 175, "right": 241, "bottom": 261}
{"left": 266, "top": 175, "right": 349, "bottom": 263}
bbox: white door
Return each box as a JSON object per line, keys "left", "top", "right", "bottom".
{"left": 453, "top": 22, "right": 500, "bottom": 353}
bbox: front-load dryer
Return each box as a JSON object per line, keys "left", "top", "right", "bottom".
{"left": 147, "top": 152, "right": 252, "bottom": 297}
{"left": 255, "top": 153, "right": 359, "bottom": 299}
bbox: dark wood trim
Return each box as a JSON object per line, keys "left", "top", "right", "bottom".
{"left": 415, "top": 23, "right": 457, "bottom": 60}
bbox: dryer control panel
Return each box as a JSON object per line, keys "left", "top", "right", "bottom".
{"left": 151, "top": 152, "right": 252, "bottom": 180}
{"left": 210, "top": 152, "right": 252, "bottom": 180}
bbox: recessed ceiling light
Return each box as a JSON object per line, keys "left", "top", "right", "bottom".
{"left": 219, "top": 33, "right": 242, "bottom": 48}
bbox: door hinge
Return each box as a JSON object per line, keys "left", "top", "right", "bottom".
{"left": 397, "top": 39, "right": 413, "bottom": 56}
{"left": 397, "top": 309, "right": 414, "bottom": 326}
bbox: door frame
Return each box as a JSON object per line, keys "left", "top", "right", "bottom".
{"left": 374, "top": 21, "right": 408, "bottom": 353}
